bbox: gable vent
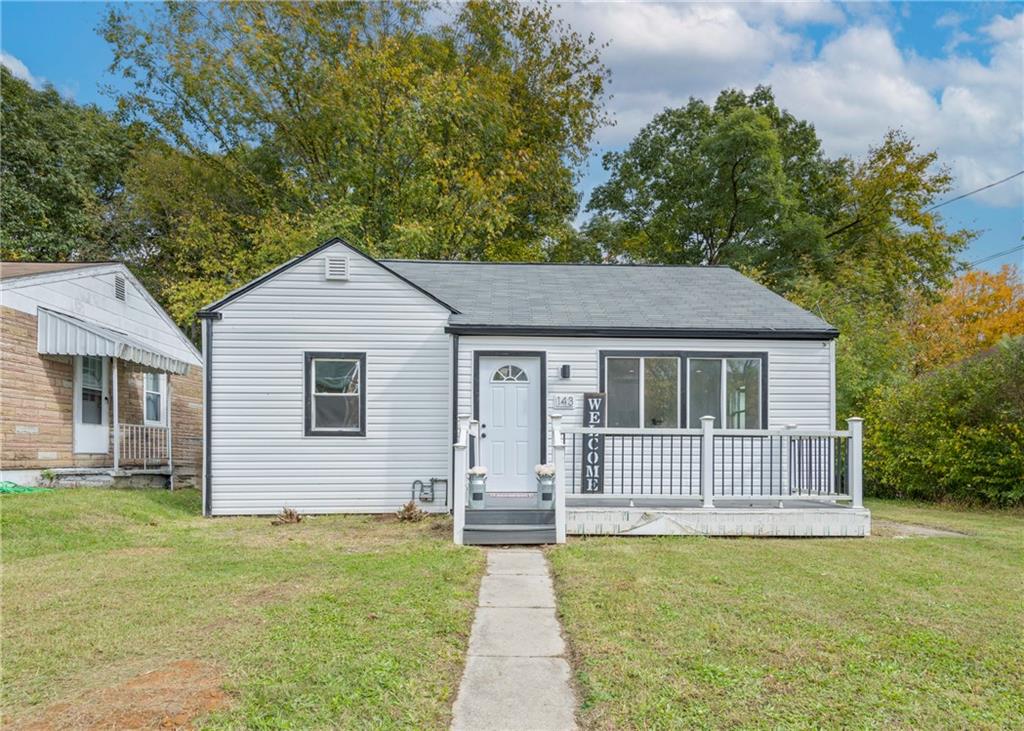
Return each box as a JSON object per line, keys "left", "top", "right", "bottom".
{"left": 324, "top": 255, "right": 350, "bottom": 281}
{"left": 114, "top": 274, "right": 127, "bottom": 301}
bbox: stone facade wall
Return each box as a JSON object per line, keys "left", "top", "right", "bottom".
{"left": 1, "top": 305, "right": 203, "bottom": 481}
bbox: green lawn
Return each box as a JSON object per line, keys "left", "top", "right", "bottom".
{"left": 549, "top": 500, "right": 1024, "bottom": 730}
{"left": 1, "top": 488, "right": 484, "bottom": 729}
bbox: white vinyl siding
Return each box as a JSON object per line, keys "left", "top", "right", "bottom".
{"left": 0, "top": 266, "right": 199, "bottom": 367}
{"left": 207, "top": 242, "right": 452, "bottom": 515}
{"left": 458, "top": 335, "right": 834, "bottom": 463}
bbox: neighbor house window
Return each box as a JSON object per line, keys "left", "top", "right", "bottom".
{"left": 143, "top": 372, "right": 166, "bottom": 425}
{"left": 604, "top": 356, "right": 679, "bottom": 428}
{"left": 687, "top": 357, "right": 763, "bottom": 429}
{"left": 304, "top": 352, "right": 366, "bottom": 436}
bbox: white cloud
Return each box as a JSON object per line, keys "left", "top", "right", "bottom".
{"left": 983, "top": 12, "right": 1024, "bottom": 42}
{"left": 0, "top": 51, "right": 44, "bottom": 88}
{"left": 560, "top": 4, "right": 1024, "bottom": 207}
{"left": 769, "top": 16, "right": 1024, "bottom": 206}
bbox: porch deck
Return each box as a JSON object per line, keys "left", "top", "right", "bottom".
{"left": 453, "top": 415, "right": 869, "bottom": 544}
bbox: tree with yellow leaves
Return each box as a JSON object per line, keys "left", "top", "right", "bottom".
{"left": 908, "top": 264, "right": 1024, "bottom": 373}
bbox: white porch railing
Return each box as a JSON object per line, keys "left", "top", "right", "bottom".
{"left": 452, "top": 415, "right": 473, "bottom": 546}
{"left": 558, "top": 417, "right": 864, "bottom": 507}
{"left": 451, "top": 415, "right": 863, "bottom": 544}
{"left": 118, "top": 424, "right": 170, "bottom": 469}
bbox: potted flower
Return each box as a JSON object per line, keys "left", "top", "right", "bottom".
{"left": 535, "top": 464, "right": 555, "bottom": 508}
{"left": 467, "top": 466, "right": 488, "bottom": 509}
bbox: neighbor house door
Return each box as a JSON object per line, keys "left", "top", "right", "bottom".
{"left": 73, "top": 355, "right": 109, "bottom": 454}
{"left": 477, "top": 355, "right": 542, "bottom": 491}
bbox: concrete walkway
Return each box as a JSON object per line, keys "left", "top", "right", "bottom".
{"left": 451, "top": 549, "right": 577, "bottom": 731}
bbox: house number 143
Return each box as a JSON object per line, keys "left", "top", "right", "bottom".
{"left": 552, "top": 394, "right": 575, "bottom": 410}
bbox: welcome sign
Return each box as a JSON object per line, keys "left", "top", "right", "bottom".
{"left": 581, "top": 392, "right": 605, "bottom": 493}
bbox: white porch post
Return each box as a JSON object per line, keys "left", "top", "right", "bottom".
{"left": 166, "top": 374, "right": 174, "bottom": 490}
{"left": 782, "top": 423, "right": 797, "bottom": 496}
{"left": 700, "top": 415, "right": 715, "bottom": 508}
{"left": 453, "top": 414, "right": 470, "bottom": 546}
{"left": 112, "top": 358, "right": 120, "bottom": 471}
{"left": 551, "top": 413, "right": 566, "bottom": 544}
{"left": 847, "top": 417, "right": 864, "bottom": 509}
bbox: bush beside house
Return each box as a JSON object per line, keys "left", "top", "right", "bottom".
{"left": 865, "top": 336, "right": 1024, "bottom": 506}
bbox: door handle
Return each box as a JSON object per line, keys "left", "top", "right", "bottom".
{"left": 481, "top": 433, "right": 487, "bottom": 439}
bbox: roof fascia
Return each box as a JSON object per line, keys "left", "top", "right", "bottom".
{"left": 200, "top": 237, "right": 459, "bottom": 314}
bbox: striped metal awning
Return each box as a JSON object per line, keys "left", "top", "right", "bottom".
{"left": 36, "top": 307, "right": 191, "bottom": 375}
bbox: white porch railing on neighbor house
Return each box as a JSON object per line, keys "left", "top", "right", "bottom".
{"left": 557, "top": 417, "right": 863, "bottom": 506}
{"left": 117, "top": 424, "right": 171, "bottom": 470}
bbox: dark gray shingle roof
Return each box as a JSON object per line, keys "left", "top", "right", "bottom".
{"left": 384, "top": 260, "right": 836, "bottom": 336}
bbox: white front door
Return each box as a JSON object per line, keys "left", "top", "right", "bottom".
{"left": 73, "top": 355, "right": 109, "bottom": 454}
{"left": 478, "top": 355, "right": 541, "bottom": 491}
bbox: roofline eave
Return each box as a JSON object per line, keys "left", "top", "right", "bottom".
{"left": 444, "top": 324, "right": 840, "bottom": 340}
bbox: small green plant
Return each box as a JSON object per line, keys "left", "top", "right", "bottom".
{"left": 39, "top": 469, "right": 57, "bottom": 487}
{"left": 396, "top": 500, "right": 426, "bottom": 523}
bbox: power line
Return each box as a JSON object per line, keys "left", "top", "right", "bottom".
{"left": 969, "top": 244, "right": 1024, "bottom": 267}
{"left": 926, "top": 170, "right": 1024, "bottom": 212}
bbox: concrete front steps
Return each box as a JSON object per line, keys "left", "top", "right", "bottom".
{"left": 462, "top": 508, "right": 556, "bottom": 545}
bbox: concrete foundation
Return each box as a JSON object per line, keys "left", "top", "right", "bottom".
{"left": 568, "top": 504, "right": 871, "bottom": 537}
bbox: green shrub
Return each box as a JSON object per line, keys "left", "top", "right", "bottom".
{"left": 864, "top": 336, "right": 1024, "bottom": 506}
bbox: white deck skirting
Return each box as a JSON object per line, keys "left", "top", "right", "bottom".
{"left": 567, "top": 504, "right": 871, "bottom": 537}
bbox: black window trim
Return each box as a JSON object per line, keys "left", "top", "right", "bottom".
{"left": 599, "top": 350, "right": 769, "bottom": 430}
{"left": 601, "top": 351, "right": 682, "bottom": 429}
{"left": 304, "top": 351, "right": 367, "bottom": 437}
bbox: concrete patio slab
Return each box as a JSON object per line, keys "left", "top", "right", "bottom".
{"left": 468, "top": 607, "right": 565, "bottom": 657}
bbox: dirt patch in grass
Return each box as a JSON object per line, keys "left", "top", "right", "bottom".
{"left": 872, "top": 519, "right": 967, "bottom": 538}
{"left": 11, "top": 660, "right": 228, "bottom": 731}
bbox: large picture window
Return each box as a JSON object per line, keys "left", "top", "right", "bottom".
{"left": 687, "top": 357, "right": 763, "bottom": 429}
{"left": 304, "top": 352, "right": 366, "bottom": 436}
{"left": 602, "top": 351, "right": 766, "bottom": 431}
{"left": 605, "top": 356, "right": 679, "bottom": 428}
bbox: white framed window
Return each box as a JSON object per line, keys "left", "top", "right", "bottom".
{"left": 143, "top": 372, "right": 166, "bottom": 425}
{"left": 604, "top": 356, "right": 680, "bottom": 429}
{"left": 305, "top": 352, "right": 366, "bottom": 436}
{"left": 686, "top": 357, "right": 763, "bottom": 429}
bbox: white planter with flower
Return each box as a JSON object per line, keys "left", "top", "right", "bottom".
{"left": 467, "top": 466, "right": 488, "bottom": 509}
{"left": 535, "top": 464, "right": 555, "bottom": 509}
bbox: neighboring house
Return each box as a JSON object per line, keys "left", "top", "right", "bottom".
{"left": 1, "top": 262, "right": 203, "bottom": 487}
{"left": 200, "top": 238, "right": 869, "bottom": 542}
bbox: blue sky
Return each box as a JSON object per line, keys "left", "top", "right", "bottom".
{"left": 2, "top": 1, "right": 1021, "bottom": 271}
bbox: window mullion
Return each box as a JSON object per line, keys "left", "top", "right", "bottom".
{"left": 638, "top": 357, "right": 645, "bottom": 429}
{"left": 721, "top": 358, "right": 728, "bottom": 430}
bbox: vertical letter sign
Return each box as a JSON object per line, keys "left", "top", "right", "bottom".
{"left": 582, "top": 392, "right": 605, "bottom": 493}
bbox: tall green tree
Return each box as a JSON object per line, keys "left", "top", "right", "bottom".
{"left": 586, "top": 87, "right": 843, "bottom": 279}
{"left": 0, "top": 67, "right": 143, "bottom": 261}
{"left": 586, "top": 87, "right": 970, "bottom": 298}
{"left": 102, "top": 0, "right": 610, "bottom": 320}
